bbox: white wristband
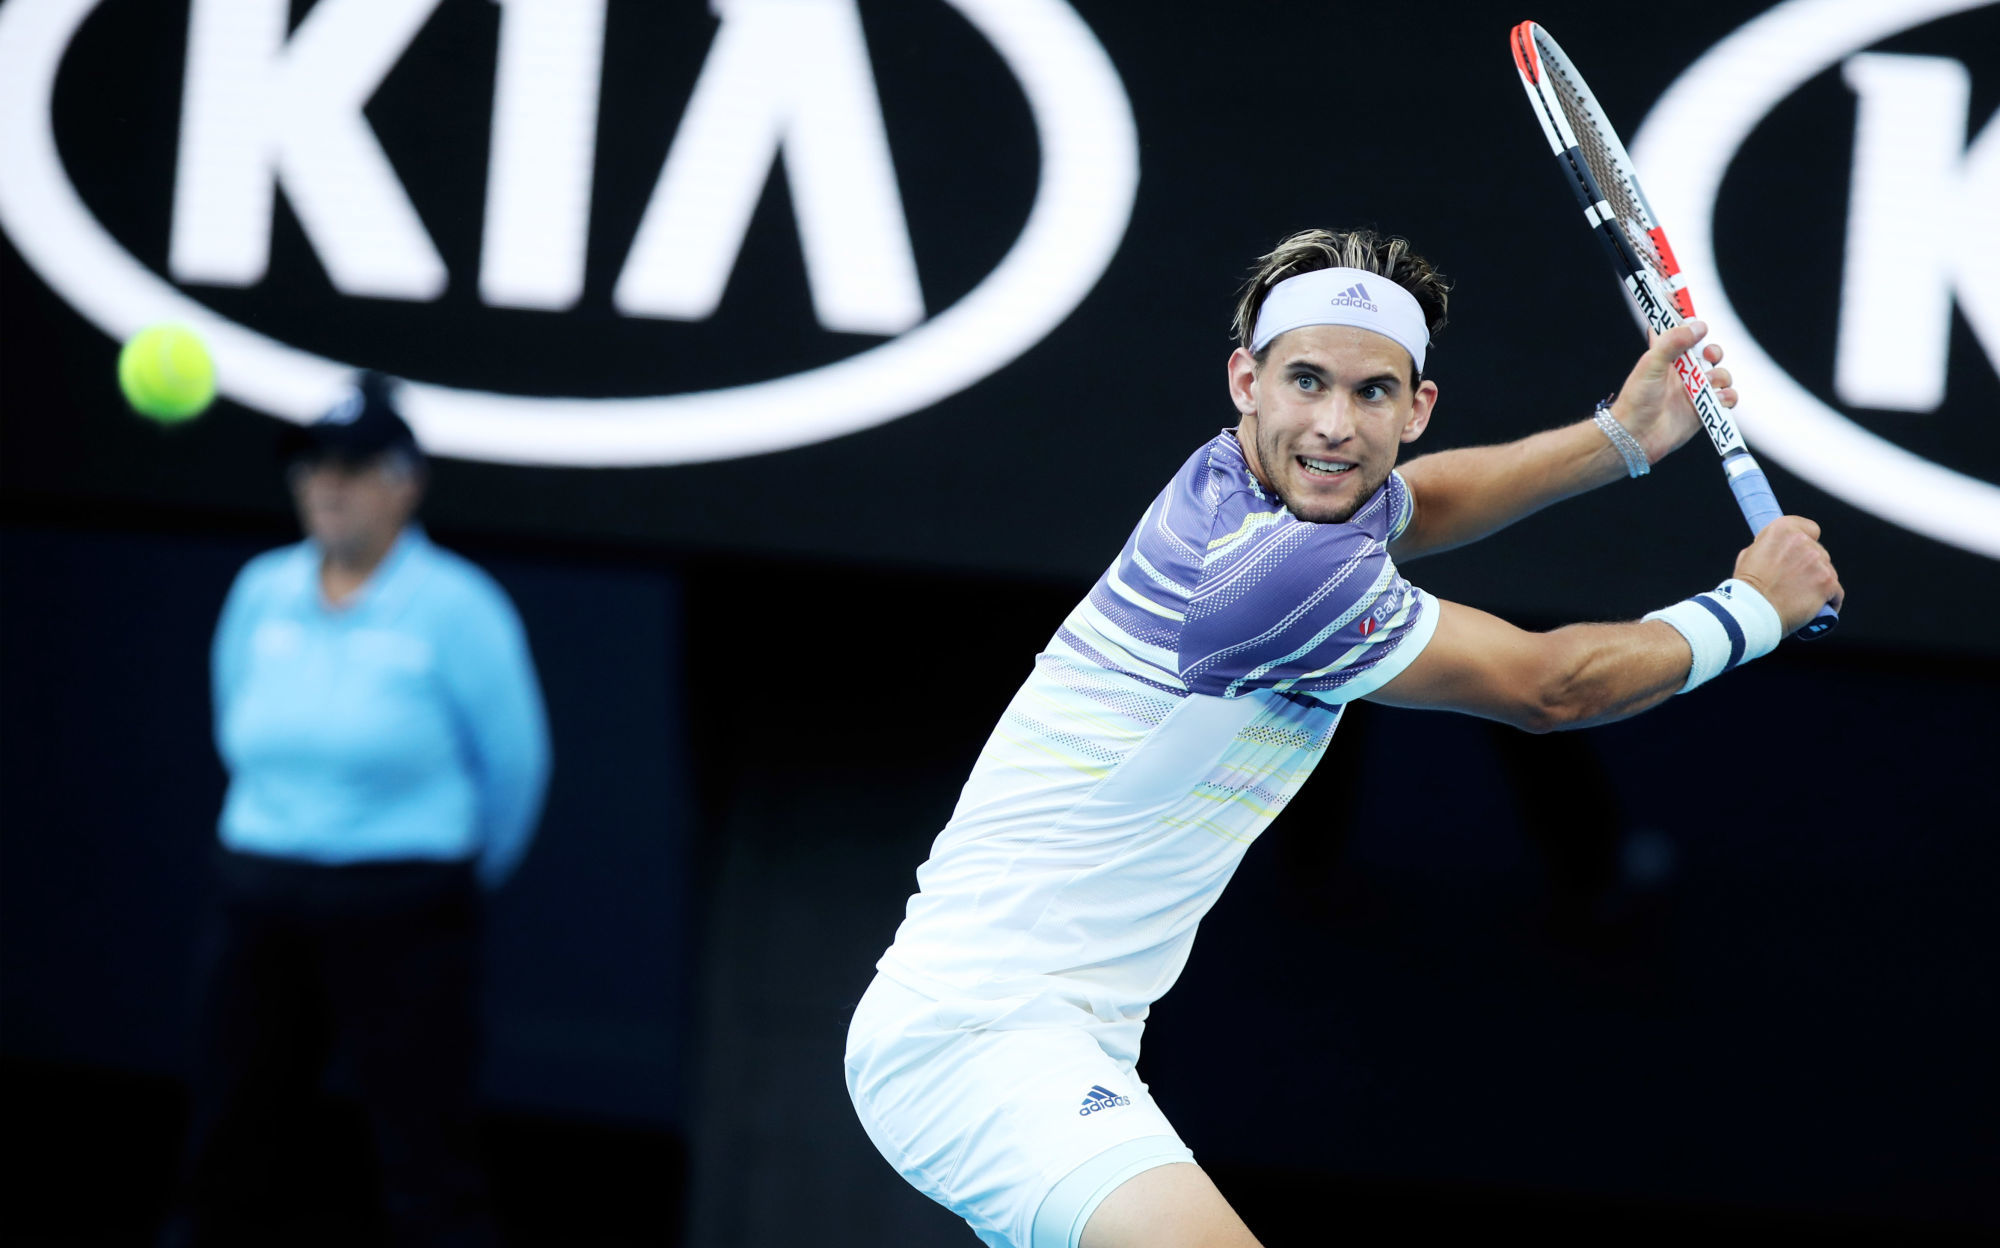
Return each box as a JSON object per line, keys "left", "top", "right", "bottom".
{"left": 1643, "top": 578, "right": 1783, "bottom": 693}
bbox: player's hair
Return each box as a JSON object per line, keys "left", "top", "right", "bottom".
{"left": 1232, "top": 228, "right": 1451, "bottom": 379}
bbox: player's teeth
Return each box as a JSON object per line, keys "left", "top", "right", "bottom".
{"left": 1301, "top": 458, "right": 1350, "bottom": 474}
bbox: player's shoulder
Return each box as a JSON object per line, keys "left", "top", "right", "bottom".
{"left": 1379, "top": 469, "right": 1416, "bottom": 543}
{"left": 1182, "top": 429, "right": 1257, "bottom": 503}
{"left": 1178, "top": 430, "right": 1285, "bottom": 533}
{"left": 1123, "top": 431, "right": 1253, "bottom": 567}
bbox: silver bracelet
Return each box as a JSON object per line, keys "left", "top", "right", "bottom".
{"left": 1594, "top": 397, "right": 1650, "bottom": 478}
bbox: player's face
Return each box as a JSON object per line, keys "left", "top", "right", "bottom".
{"left": 290, "top": 454, "right": 422, "bottom": 563}
{"left": 1227, "top": 325, "right": 1437, "bottom": 524}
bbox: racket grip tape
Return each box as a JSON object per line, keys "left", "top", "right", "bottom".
{"left": 1723, "top": 452, "right": 1837, "bottom": 640}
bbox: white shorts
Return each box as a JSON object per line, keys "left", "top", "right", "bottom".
{"left": 843, "top": 973, "right": 1195, "bottom": 1248}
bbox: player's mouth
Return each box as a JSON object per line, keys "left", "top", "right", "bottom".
{"left": 1296, "top": 455, "right": 1355, "bottom": 479}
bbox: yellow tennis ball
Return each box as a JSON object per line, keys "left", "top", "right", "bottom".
{"left": 118, "top": 324, "right": 216, "bottom": 424}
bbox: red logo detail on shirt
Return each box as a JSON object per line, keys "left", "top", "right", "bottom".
{"left": 1358, "top": 617, "right": 1377, "bottom": 637}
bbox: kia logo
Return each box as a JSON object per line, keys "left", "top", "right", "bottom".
{"left": 0, "top": 0, "right": 1139, "bottom": 466}
{"left": 1633, "top": 0, "right": 1999, "bottom": 560}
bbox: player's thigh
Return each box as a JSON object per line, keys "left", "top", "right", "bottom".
{"left": 848, "top": 975, "right": 1199, "bottom": 1246}
{"left": 1079, "top": 1162, "right": 1262, "bottom": 1248}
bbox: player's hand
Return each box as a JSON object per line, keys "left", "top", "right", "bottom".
{"left": 1732, "top": 516, "right": 1844, "bottom": 634}
{"left": 1609, "top": 320, "right": 1735, "bottom": 466}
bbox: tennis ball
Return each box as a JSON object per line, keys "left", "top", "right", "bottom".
{"left": 118, "top": 324, "right": 216, "bottom": 424}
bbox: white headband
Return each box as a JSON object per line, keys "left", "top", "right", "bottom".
{"left": 1250, "top": 267, "right": 1430, "bottom": 373}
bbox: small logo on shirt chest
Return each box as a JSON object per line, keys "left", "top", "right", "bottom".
{"left": 1357, "top": 593, "right": 1400, "bottom": 638}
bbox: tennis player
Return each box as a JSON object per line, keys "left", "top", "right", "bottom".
{"left": 845, "top": 229, "right": 1842, "bottom": 1248}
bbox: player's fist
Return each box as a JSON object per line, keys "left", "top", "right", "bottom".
{"left": 1732, "top": 516, "right": 1843, "bottom": 634}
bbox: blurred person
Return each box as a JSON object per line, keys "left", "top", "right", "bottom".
{"left": 844, "top": 229, "right": 1843, "bottom": 1248}
{"left": 163, "top": 374, "right": 551, "bottom": 1247}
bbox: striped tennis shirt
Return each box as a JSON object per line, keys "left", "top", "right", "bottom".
{"left": 878, "top": 431, "right": 1439, "bottom": 1049}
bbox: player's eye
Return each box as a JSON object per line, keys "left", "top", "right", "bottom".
{"left": 1294, "top": 373, "right": 1318, "bottom": 392}
{"left": 1358, "top": 383, "right": 1388, "bottom": 402}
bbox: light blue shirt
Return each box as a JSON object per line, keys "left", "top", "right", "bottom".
{"left": 212, "top": 528, "right": 551, "bottom": 888}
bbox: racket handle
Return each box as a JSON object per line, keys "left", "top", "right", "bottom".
{"left": 1723, "top": 451, "right": 1838, "bottom": 640}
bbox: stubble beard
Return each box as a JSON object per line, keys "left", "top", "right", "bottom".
{"left": 1257, "top": 424, "right": 1386, "bottom": 526}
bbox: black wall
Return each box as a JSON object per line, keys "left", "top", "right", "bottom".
{"left": 5, "top": 0, "right": 1998, "bottom": 648}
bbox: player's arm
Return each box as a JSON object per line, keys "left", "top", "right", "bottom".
{"left": 1388, "top": 322, "right": 1734, "bottom": 562}
{"left": 1368, "top": 516, "right": 1840, "bottom": 731}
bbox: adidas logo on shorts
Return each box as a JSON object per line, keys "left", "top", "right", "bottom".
{"left": 1078, "top": 1085, "right": 1132, "bottom": 1116}
{"left": 1328, "top": 283, "right": 1378, "bottom": 313}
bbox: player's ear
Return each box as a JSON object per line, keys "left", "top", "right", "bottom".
{"left": 1227, "top": 347, "right": 1259, "bottom": 418}
{"left": 1401, "top": 378, "right": 1438, "bottom": 443}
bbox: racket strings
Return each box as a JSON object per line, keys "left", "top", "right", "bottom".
{"left": 1538, "top": 44, "right": 1673, "bottom": 284}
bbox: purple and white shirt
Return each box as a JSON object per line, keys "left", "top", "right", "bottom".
{"left": 878, "top": 432, "right": 1438, "bottom": 1056}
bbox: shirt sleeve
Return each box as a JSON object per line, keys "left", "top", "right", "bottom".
{"left": 437, "top": 574, "right": 552, "bottom": 889}
{"left": 1178, "top": 473, "right": 1436, "bottom": 703}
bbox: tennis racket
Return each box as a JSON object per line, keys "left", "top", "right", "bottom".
{"left": 1510, "top": 20, "right": 1837, "bottom": 639}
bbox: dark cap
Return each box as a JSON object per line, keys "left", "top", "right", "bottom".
{"left": 279, "top": 372, "right": 423, "bottom": 467}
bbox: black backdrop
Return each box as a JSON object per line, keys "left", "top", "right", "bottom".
{"left": 3, "top": 0, "right": 1996, "bottom": 650}
{"left": 3, "top": 1, "right": 1999, "bottom": 1244}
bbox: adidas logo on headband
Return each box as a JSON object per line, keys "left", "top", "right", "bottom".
{"left": 1330, "top": 284, "right": 1378, "bottom": 313}
{"left": 1251, "top": 267, "right": 1427, "bottom": 368}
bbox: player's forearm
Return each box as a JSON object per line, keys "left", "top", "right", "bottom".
{"left": 1375, "top": 548, "right": 1819, "bottom": 732}
{"left": 1368, "top": 602, "right": 1694, "bottom": 733}
{"left": 1390, "top": 419, "right": 1627, "bottom": 560}
{"left": 1533, "top": 619, "right": 1691, "bottom": 731}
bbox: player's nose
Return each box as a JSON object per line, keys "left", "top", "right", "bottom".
{"left": 1310, "top": 394, "right": 1359, "bottom": 443}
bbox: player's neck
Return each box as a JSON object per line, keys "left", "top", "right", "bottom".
{"left": 1232, "top": 423, "right": 1277, "bottom": 496}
